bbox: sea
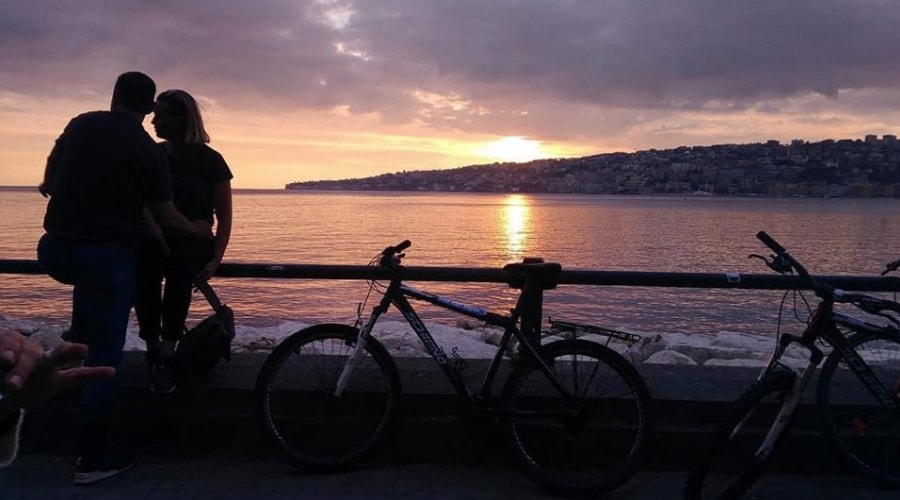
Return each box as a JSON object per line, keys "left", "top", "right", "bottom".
{"left": 2, "top": 186, "right": 900, "bottom": 363}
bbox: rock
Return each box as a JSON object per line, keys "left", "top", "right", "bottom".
{"left": 704, "top": 358, "right": 767, "bottom": 367}
{"left": 645, "top": 350, "right": 697, "bottom": 365}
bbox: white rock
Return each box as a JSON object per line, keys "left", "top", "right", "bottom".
{"left": 645, "top": 350, "right": 698, "bottom": 365}
{"left": 705, "top": 358, "right": 767, "bottom": 367}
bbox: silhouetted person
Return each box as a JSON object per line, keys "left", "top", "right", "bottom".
{"left": 37, "top": 71, "right": 211, "bottom": 485}
{"left": 136, "top": 89, "right": 233, "bottom": 394}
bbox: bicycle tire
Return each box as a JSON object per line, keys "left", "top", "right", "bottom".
{"left": 255, "top": 323, "right": 401, "bottom": 471}
{"left": 501, "top": 339, "right": 652, "bottom": 497}
{"left": 817, "top": 328, "right": 900, "bottom": 488}
{"left": 684, "top": 367, "right": 796, "bottom": 500}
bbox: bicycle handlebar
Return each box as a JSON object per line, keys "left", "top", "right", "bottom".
{"left": 379, "top": 240, "right": 412, "bottom": 268}
{"left": 755, "top": 231, "right": 786, "bottom": 255}
{"left": 755, "top": 231, "right": 814, "bottom": 282}
{"left": 756, "top": 231, "right": 900, "bottom": 321}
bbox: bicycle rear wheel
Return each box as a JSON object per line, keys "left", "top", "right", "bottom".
{"left": 818, "top": 329, "right": 900, "bottom": 488}
{"left": 502, "top": 339, "right": 651, "bottom": 497}
{"left": 684, "top": 367, "right": 795, "bottom": 500}
{"left": 255, "top": 323, "right": 400, "bottom": 471}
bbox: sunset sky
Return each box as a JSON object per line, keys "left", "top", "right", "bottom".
{"left": 2, "top": 0, "right": 900, "bottom": 188}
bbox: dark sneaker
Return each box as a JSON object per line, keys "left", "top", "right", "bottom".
{"left": 73, "top": 453, "right": 135, "bottom": 485}
{"left": 144, "top": 350, "right": 159, "bottom": 375}
{"left": 150, "top": 357, "right": 177, "bottom": 395}
{"left": 61, "top": 328, "right": 87, "bottom": 343}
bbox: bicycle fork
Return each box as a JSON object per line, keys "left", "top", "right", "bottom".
{"left": 746, "top": 362, "right": 812, "bottom": 460}
{"left": 333, "top": 310, "right": 381, "bottom": 397}
{"left": 735, "top": 334, "right": 822, "bottom": 460}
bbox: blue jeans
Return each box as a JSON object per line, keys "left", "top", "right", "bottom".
{"left": 37, "top": 233, "right": 136, "bottom": 457}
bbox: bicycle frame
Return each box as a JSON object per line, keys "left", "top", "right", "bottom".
{"left": 335, "top": 274, "right": 575, "bottom": 411}
{"left": 748, "top": 299, "right": 900, "bottom": 459}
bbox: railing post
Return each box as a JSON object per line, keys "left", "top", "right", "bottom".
{"left": 519, "top": 282, "right": 544, "bottom": 346}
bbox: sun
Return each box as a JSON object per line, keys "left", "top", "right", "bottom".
{"left": 481, "top": 136, "right": 546, "bottom": 163}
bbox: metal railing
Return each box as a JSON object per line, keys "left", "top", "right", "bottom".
{"left": 2, "top": 259, "right": 900, "bottom": 292}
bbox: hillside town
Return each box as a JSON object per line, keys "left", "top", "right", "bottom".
{"left": 286, "top": 135, "right": 900, "bottom": 197}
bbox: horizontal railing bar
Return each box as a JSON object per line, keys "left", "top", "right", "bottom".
{"left": 2, "top": 259, "right": 900, "bottom": 292}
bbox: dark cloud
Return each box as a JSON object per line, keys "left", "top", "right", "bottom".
{"left": 1, "top": 0, "right": 898, "bottom": 136}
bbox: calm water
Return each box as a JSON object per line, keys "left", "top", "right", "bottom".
{"left": 2, "top": 186, "right": 899, "bottom": 339}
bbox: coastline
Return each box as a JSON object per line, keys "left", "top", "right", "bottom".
{"left": 279, "top": 186, "right": 900, "bottom": 200}
{"left": 4, "top": 184, "right": 895, "bottom": 200}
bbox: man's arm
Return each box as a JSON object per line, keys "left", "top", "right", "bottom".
{"left": 142, "top": 205, "right": 170, "bottom": 255}
{"left": 39, "top": 132, "right": 67, "bottom": 198}
{"left": 148, "top": 200, "right": 213, "bottom": 238}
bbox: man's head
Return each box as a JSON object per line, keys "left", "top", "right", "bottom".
{"left": 110, "top": 71, "right": 156, "bottom": 115}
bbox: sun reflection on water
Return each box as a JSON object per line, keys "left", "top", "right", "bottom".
{"left": 500, "top": 194, "right": 531, "bottom": 262}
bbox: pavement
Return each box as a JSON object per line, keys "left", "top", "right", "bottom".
{"left": 2, "top": 353, "right": 898, "bottom": 499}
{"left": 2, "top": 452, "right": 898, "bottom": 500}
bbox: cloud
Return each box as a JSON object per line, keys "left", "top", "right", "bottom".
{"left": 1, "top": 0, "right": 899, "bottom": 143}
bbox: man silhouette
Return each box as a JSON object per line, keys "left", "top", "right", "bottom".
{"left": 37, "top": 71, "right": 210, "bottom": 485}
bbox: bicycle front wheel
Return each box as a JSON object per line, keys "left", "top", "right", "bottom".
{"left": 684, "top": 367, "right": 795, "bottom": 500}
{"left": 502, "top": 339, "right": 651, "bottom": 497}
{"left": 255, "top": 323, "right": 401, "bottom": 471}
{"left": 818, "top": 329, "right": 900, "bottom": 488}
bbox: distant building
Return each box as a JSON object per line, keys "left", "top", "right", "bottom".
{"left": 865, "top": 134, "right": 878, "bottom": 144}
{"left": 883, "top": 134, "right": 897, "bottom": 143}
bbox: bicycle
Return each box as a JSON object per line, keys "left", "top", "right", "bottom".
{"left": 685, "top": 231, "right": 900, "bottom": 500}
{"left": 255, "top": 240, "right": 653, "bottom": 497}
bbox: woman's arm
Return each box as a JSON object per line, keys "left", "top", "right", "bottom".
{"left": 148, "top": 200, "right": 212, "bottom": 238}
{"left": 197, "top": 179, "right": 232, "bottom": 281}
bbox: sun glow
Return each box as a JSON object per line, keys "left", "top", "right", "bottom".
{"left": 481, "top": 136, "right": 545, "bottom": 163}
{"left": 500, "top": 194, "right": 531, "bottom": 262}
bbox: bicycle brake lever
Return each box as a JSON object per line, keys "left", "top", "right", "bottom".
{"left": 749, "top": 253, "right": 791, "bottom": 274}
{"left": 770, "top": 254, "right": 793, "bottom": 274}
{"left": 748, "top": 254, "right": 770, "bottom": 265}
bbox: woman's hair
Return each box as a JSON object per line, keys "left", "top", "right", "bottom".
{"left": 156, "top": 89, "right": 210, "bottom": 144}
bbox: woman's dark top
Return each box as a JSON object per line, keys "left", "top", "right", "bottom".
{"left": 163, "top": 143, "right": 233, "bottom": 224}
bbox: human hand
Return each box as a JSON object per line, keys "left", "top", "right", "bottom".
{"left": 195, "top": 260, "right": 220, "bottom": 281}
{"left": 192, "top": 220, "right": 214, "bottom": 239}
{"left": 0, "top": 330, "right": 115, "bottom": 411}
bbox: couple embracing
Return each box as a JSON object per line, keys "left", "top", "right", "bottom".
{"left": 37, "top": 71, "right": 233, "bottom": 484}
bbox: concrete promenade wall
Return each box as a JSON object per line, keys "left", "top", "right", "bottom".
{"left": 20, "top": 352, "right": 850, "bottom": 474}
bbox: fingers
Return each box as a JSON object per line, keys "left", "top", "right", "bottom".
{"left": 0, "top": 330, "right": 44, "bottom": 392}
{"left": 45, "top": 341, "right": 116, "bottom": 390}
{"left": 54, "top": 366, "right": 115, "bottom": 391}
{"left": 45, "top": 341, "right": 89, "bottom": 366}
{"left": 193, "top": 220, "right": 213, "bottom": 238}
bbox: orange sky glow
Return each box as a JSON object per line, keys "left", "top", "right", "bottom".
{"left": 2, "top": 1, "right": 899, "bottom": 188}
